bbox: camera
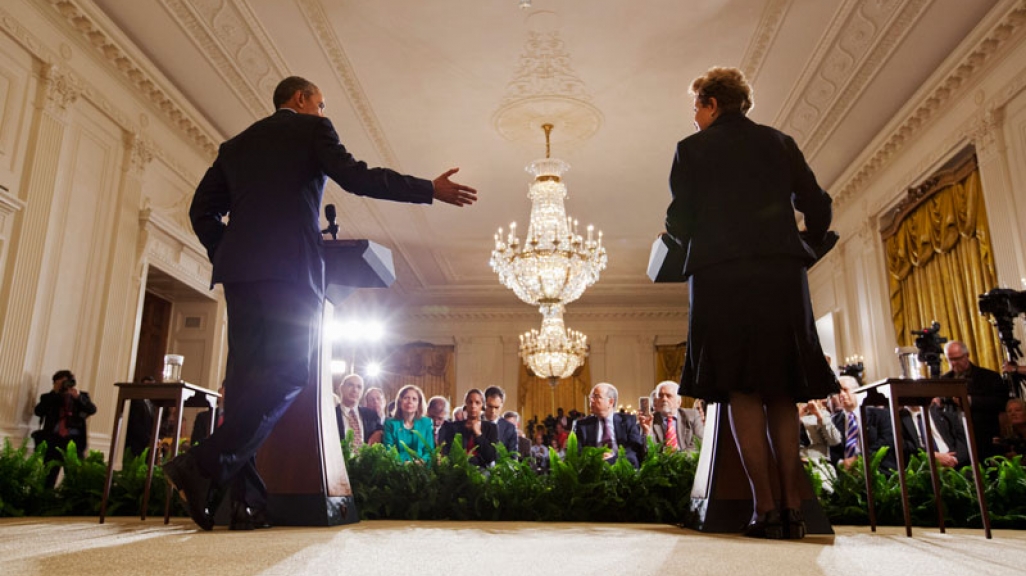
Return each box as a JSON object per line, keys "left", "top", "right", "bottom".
{"left": 979, "top": 288, "right": 1026, "bottom": 364}
{"left": 61, "top": 378, "right": 77, "bottom": 392}
{"left": 911, "top": 321, "right": 947, "bottom": 378}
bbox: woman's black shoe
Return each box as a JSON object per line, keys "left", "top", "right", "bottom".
{"left": 229, "top": 502, "right": 272, "bottom": 531}
{"left": 743, "top": 509, "right": 784, "bottom": 539}
{"left": 782, "top": 508, "right": 807, "bottom": 539}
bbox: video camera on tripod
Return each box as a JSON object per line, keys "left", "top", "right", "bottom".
{"left": 910, "top": 321, "right": 947, "bottom": 378}
{"left": 979, "top": 287, "right": 1026, "bottom": 398}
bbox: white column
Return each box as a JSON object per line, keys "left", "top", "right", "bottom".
{"left": 0, "top": 64, "right": 79, "bottom": 437}
{"left": 974, "top": 108, "right": 1026, "bottom": 290}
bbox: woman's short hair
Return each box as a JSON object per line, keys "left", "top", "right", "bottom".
{"left": 393, "top": 384, "right": 427, "bottom": 420}
{"left": 690, "top": 66, "right": 753, "bottom": 115}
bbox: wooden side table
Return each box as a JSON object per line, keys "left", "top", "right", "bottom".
{"left": 854, "top": 378, "right": 991, "bottom": 538}
{"left": 99, "top": 381, "right": 220, "bottom": 524}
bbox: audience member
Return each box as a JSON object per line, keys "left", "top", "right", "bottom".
{"left": 426, "top": 396, "right": 450, "bottom": 446}
{"left": 638, "top": 381, "right": 704, "bottom": 453}
{"left": 571, "top": 383, "right": 646, "bottom": 467}
{"left": 503, "top": 410, "right": 532, "bottom": 458}
{"left": 484, "top": 386, "right": 519, "bottom": 454}
{"left": 529, "top": 427, "right": 549, "bottom": 461}
{"left": 828, "top": 376, "right": 897, "bottom": 472}
{"left": 334, "top": 374, "right": 382, "bottom": 448}
{"left": 33, "top": 370, "right": 97, "bottom": 489}
{"left": 362, "top": 387, "right": 388, "bottom": 425}
{"left": 124, "top": 376, "right": 156, "bottom": 459}
{"left": 997, "top": 398, "right": 1026, "bottom": 458}
{"left": 438, "top": 389, "right": 497, "bottom": 466}
{"left": 942, "top": 341, "right": 1009, "bottom": 459}
{"left": 798, "top": 399, "right": 841, "bottom": 463}
{"left": 552, "top": 421, "right": 569, "bottom": 453}
{"left": 898, "top": 403, "right": 968, "bottom": 468}
{"left": 453, "top": 406, "right": 465, "bottom": 421}
{"left": 382, "top": 384, "right": 434, "bottom": 462}
{"left": 692, "top": 399, "right": 706, "bottom": 425}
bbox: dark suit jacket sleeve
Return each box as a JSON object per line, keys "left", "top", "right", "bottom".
{"left": 315, "top": 119, "right": 434, "bottom": 205}
{"left": 359, "top": 407, "right": 383, "bottom": 442}
{"left": 866, "top": 408, "right": 897, "bottom": 471}
{"left": 189, "top": 154, "right": 230, "bottom": 261}
{"left": 785, "top": 135, "right": 832, "bottom": 243}
{"left": 474, "top": 422, "right": 498, "bottom": 466}
{"left": 619, "top": 414, "right": 646, "bottom": 467}
{"left": 664, "top": 144, "right": 692, "bottom": 250}
{"left": 76, "top": 392, "right": 97, "bottom": 417}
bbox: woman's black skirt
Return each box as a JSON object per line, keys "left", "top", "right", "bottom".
{"left": 679, "top": 256, "right": 839, "bottom": 403}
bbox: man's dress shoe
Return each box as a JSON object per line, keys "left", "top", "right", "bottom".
{"left": 229, "top": 502, "right": 272, "bottom": 531}
{"left": 163, "top": 454, "right": 216, "bottom": 531}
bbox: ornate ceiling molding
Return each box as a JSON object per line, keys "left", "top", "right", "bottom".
{"left": 774, "top": 0, "right": 929, "bottom": 151}
{"left": 0, "top": 3, "right": 203, "bottom": 189}
{"left": 160, "top": 0, "right": 285, "bottom": 120}
{"left": 41, "top": 0, "right": 220, "bottom": 157}
{"left": 833, "top": 0, "right": 1026, "bottom": 211}
{"left": 740, "top": 0, "right": 792, "bottom": 84}
{"left": 296, "top": 0, "right": 400, "bottom": 169}
{"left": 493, "top": 29, "right": 602, "bottom": 147}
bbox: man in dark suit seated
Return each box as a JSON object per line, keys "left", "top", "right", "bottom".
{"left": 829, "top": 376, "right": 897, "bottom": 473}
{"left": 898, "top": 403, "right": 969, "bottom": 468}
{"left": 439, "top": 388, "right": 497, "bottom": 467}
{"left": 483, "top": 386, "right": 519, "bottom": 454}
{"left": 334, "top": 374, "right": 382, "bottom": 448}
{"left": 571, "top": 383, "right": 646, "bottom": 468}
{"left": 163, "top": 75, "right": 477, "bottom": 531}
{"left": 943, "top": 341, "right": 1009, "bottom": 459}
{"left": 503, "top": 411, "right": 533, "bottom": 458}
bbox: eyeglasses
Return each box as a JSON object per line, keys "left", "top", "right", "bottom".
{"left": 947, "top": 353, "right": 968, "bottom": 362}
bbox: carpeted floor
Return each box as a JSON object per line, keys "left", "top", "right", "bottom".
{"left": 1, "top": 518, "right": 1023, "bottom": 576}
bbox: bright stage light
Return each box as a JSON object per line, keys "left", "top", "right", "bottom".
{"left": 365, "top": 362, "right": 381, "bottom": 378}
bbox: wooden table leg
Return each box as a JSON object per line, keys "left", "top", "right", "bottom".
{"left": 960, "top": 396, "right": 992, "bottom": 539}
{"left": 858, "top": 405, "right": 877, "bottom": 532}
{"left": 164, "top": 396, "right": 186, "bottom": 524}
{"left": 99, "top": 396, "right": 126, "bottom": 524}
{"left": 921, "top": 410, "right": 945, "bottom": 533}
{"left": 887, "top": 396, "right": 913, "bottom": 537}
{"left": 141, "top": 405, "right": 163, "bottom": 521}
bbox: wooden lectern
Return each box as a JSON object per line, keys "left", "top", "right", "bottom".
{"left": 253, "top": 240, "right": 396, "bottom": 526}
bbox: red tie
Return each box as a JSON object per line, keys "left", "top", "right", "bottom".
{"left": 664, "top": 416, "right": 679, "bottom": 450}
{"left": 347, "top": 409, "right": 363, "bottom": 448}
{"left": 216, "top": 410, "right": 224, "bottom": 428}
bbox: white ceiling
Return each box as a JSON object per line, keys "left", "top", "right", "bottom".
{"left": 90, "top": 0, "right": 999, "bottom": 315}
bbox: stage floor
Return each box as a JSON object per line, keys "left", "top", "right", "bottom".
{"left": 2, "top": 517, "right": 1022, "bottom": 576}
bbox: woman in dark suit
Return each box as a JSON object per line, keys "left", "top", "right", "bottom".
{"left": 665, "top": 67, "right": 838, "bottom": 539}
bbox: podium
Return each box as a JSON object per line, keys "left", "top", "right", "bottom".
{"left": 685, "top": 403, "right": 833, "bottom": 534}
{"left": 253, "top": 239, "right": 396, "bottom": 526}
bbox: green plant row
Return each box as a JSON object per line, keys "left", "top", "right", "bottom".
{"left": 3, "top": 435, "right": 1024, "bottom": 529}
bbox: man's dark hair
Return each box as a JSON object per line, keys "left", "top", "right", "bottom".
{"left": 484, "top": 386, "right": 505, "bottom": 401}
{"left": 273, "top": 76, "right": 319, "bottom": 109}
{"left": 52, "top": 369, "right": 73, "bottom": 382}
{"left": 141, "top": 375, "right": 156, "bottom": 383}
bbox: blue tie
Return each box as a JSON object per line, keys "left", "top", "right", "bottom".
{"left": 844, "top": 412, "right": 859, "bottom": 458}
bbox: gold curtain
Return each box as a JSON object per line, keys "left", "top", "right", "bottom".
{"left": 374, "top": 344, "right": 456, "bottom": 408}
{"left": 655, "top": 342, "right": 695, "bottom": 408}
{"left": 884, "top": 165, "right": 1003, "bottom": 371}
{"left": 517, "top": 361, "right": 591, "bottom": 421}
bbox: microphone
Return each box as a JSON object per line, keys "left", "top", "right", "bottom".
{"left": 322, "top": 204, "right": 339, "bottom": 240}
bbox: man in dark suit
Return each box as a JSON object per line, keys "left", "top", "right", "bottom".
{"left": 572, "top": 383, "right": 646, "bottom": 468}
{"left": 439, "top": 389, "right": 497, "bottom": 467}
{"left": 164, "top": 76, "right": 477, "bottom": 531}
{"left": 503, "top": 411, "right": 532, "bottom": 458}
{"left": 334, "top": 374, "right": 381, "bottom": 446}
{"left": 483, "top": 386, "right": 519, "bottom": 454}
{"left": 639, "top": 380, "right": 704, "bottom": 453}
{"left": 898, "top": 404, "right": 969, "bottom": 468}
{"left": 829, "top": 376, "right": 897, "bottom": 473}
{"left": 943, "top": 341, "right": 1009, "bottom": 459}
{"left": 33, "top": 370, "right": 97, "bottom": 489}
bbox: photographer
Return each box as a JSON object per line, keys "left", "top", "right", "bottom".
{"left": 33, "top": 369, "right": 97, "bottom": 489}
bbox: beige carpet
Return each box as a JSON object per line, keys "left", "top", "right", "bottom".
{"left": 1, "top": 517, "right": 1023, "bottom": 576}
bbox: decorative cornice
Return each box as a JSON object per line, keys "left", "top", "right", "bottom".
{"left": 160, "top": 0, "right": 283, "bottom": 120}
{"left": 296, "top": 0, "right": 401, "bottom": 168}
{"left": 41, "top": 0, "right": 219, "bottom": 157}
{"left": 740, "top": 0, "right": 792, "bottom": 84}
{"left": 833, "top": 0, "right": 1026, "bottom": 211}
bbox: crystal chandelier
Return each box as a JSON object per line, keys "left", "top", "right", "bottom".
{"left": 520, "top": 304, "right": 588, "bottom": 385}
{"left": 490, "top": 124, "right": 607, "bottom": 306}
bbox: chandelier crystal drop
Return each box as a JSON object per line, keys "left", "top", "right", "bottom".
{"left": 519, "top": 304, "right": 588, "bottom": 383}
{"left": 489, "top": 124, "right": 607, "bottom": 306}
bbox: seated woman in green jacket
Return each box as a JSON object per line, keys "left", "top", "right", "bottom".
{"left": 383, "top": 384, "right": 435, "bottom": 461}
